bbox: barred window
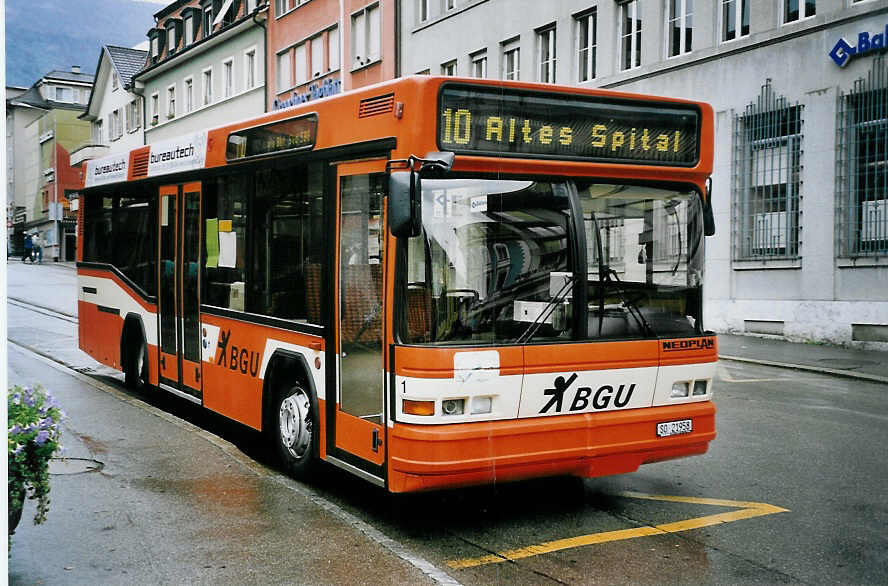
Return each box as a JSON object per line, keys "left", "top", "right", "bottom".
{"left": 836, "top": 57, "right": 888, "bottom": 258}
{"left": 733, "top": 81, "right": 803, "bottom": 260}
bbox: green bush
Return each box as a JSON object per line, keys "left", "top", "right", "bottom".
{"left": 8, "top": 385, "right": 64, "bottom": 531}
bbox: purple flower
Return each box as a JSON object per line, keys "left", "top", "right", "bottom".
{"left": 34, "top": 430, "right": 51, "bottom": 445}
{"left": 9, "top": 425, "right": 22, "bottom": 435}
{"left": 23, "top": 393, "right": 36, "bottom": 407}
{"left": 13, "top": 444, "right": 24, "bottom": 456}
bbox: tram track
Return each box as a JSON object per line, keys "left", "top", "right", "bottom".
{"left": 8, "top": 296, "right": 79, "bottom": 324}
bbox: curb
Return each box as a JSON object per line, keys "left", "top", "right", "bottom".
{"left": 719, "top": 354, "right": 888, "bottom": 385}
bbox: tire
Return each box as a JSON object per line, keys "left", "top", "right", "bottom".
{"left": 273, "top": 383, "right": 318, "bottom": 479}
{"left": 125, "top": 337, "right": 149, "bottom": 391}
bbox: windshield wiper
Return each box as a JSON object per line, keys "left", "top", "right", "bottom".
{"left": 601, "top": 266, "right": 654, "bottom": 337}
{"left": 515, "top": 274, "right": 574, "bottom": 344}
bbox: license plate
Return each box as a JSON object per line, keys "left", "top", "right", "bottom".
{"left": 657, "top": 419, "right": 693, "bottom": 437}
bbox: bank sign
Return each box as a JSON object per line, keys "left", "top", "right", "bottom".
{"left": 829, "top": 24, "right": 888, "bottom": 67}
{"left": 273, "top": 78, "right": 342, "bottom": 110}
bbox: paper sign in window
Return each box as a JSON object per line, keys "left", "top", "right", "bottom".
{"left": 205, "top": 218, "right": 219, "bottom": 268}
{"left": 218, "top": 231, "right": 237, "bottom": 268}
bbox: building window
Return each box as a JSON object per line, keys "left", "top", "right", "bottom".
{"left": 471, "top": 50, "right": 487, "bottom": 78}
{"left": 351, "top": 3, "right": 381, "bottom": 69}
{"left": 126, "top": 99, "right": 141, "bottom": 132}
{"left": 112, "top": 72, "right": 119, "bottom": 91}
{"left": 446, "top": 0, "right": 455, "bottom": 10}
{"left": 223, "top": 58, "right": 234, "bottom": 98}
{"left": 202, "top": 67, "right": 213, "bottom": 105}
{"left": 502, "top": 39, "right": 520, "bottom": 80}
{"left": 419, "top": 0, "right": 429, "bottom": 22}
{"left": 245, "top": 48, "right": 257, "bottom": 89}
{"left": 151, "top": 92, "right": 159, "bottom": 124}
{"left": 441, "top": 60, "right": 457, "bottom": 76}
{"left": 112, "top": 108, "right": 123, "bottom": 139}
{"left": 277, "top": 50, "right": 291, "bottom": 92}
{"left": 620, "top": 0, "right": 642, "bottom": 70}
{"left": 667, "top": 0, "right": 693, "bottom": 57}
{"left": 202, "top": 3, "right": 213, "bottom": 38}
{"left": 294, "top": 42, "right": 307, "bottom": 85}
{"left": 575, "top": 9, "right": 596, "bottom": 82}
{"left": 836, "top": 57, "right": 888, "bottom": 258}
{"left": 328, "top": 26, "right": 340, "bottom": 71}
{"left": 167, "top": 85, "right": 176, "bottom": 118}
{"left": 55, "top": 87, "right": 72, "bottom": 102}
{"left": 151, "top": 35, "right": 159, "bottom": 59}
{"left": 167, "top": 25, "right": 177, "bottom": 54}
{"left": 185, "top": 15, "right": 194, "bottom": 45}
{"left": 185, "top": 77, "right": 194, "bottom": 111}
{"left": 311, "top": 35, "right": 324, "bottom": 78}
{"left": 537, "top": 25, "right": 556, "bottom": 83}
{"left": 783, "top": 0, "right": 815, "bottom": 24}
{"left": 93, "top": 119, "right": 104, "bottom": 143}
{"left": 722, "top": 0, "right": 749, "bottom": 42}
{"left": 733, "top": 81, "right": 803, "bottom": 260}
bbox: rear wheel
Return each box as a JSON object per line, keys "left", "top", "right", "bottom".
{"left": 273, "top": 384, "right": 317, "bottom": 478}
{"left": 125, "top": 337, "right": 149, "bottom": 390}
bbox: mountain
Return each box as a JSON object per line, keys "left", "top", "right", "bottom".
{"left": 5, "top": 0, "right": 162, "bottom": 87}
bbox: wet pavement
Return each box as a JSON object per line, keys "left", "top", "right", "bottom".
{"left": 6, "top": 259, "right": 888, "bottom": 584}
{"left": 7, "top": 345, "right": 443, "bottom": 585}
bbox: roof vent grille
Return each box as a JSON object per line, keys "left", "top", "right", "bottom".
{"left": 131, "top": 149, "right": 149, "bottom": 178}
{"left": 359, "top": 93, "right": 395, "bottom": 118}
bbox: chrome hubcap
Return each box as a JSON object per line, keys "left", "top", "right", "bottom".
{"left": 279, "top": 389, "right": 312, "bottom": 459}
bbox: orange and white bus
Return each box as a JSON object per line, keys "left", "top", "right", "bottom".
{"left": 78, "top": 76, "right": 717, "bottom": 492}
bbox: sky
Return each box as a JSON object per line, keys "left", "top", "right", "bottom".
{"left": 6, "top": 0, "right": 170, "bottom": 87}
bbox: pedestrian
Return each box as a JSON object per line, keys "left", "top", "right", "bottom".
{"left": 22, "top": 233, "right": 33, "bottom": 263}
{"left": 32, "top": 233, "right": 42, "bottom": 263}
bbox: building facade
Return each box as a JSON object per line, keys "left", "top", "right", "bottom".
{"left": 134, "top": 0, "right": 266, "bottom": 143}
{"left": 266, "top": 0, "right": 396, "bottom": 112}
{"left": 74, "top": 45, "right": 149, "bottom": 167}
{"left": 6, "top": 68, "right": 94, "bottom": 261}
{"left": 400, "top": 0, "right": 888, "bottom": 348}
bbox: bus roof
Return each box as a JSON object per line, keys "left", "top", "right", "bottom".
{"left": 82, "top": 76, "right": 713, "bottom": 190}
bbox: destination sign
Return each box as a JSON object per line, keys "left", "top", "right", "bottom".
{"left": 438, "top": 85, "right": 700, "bottom": 166}
{"left": 226, "top": 114, "right": 317, "bottom": 161}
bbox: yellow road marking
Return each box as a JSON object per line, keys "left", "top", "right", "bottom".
{"left": 447, "top": 491, "right": 789, "bottom": 569}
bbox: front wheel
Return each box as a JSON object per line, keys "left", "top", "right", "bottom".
{"left": 273, "top": 384, "right": 317, "bottom": 478}
{"left": 125, "top": 337, "right": 149, "bottom": 391}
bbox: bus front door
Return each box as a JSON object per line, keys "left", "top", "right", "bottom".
{"left": 329, "top": 161, "right": 388, "bottom": 480}
{"left": 158, "top": 182, "right": 203, "bottom": 401}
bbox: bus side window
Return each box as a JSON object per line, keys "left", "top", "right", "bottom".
{"left": 251, "top": 162, "right": 326, "bottom": 324}
{"left": 202, "top": 175, "right": 249, "bottom": 310}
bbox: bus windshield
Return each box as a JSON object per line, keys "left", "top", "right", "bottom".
{"left": 402, "top": 178, "right": 704, "bottom": 345}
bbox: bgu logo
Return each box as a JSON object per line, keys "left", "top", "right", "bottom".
{"left": 540, "top": 373, "right": 636, "bottom": 414}
{"left": 215, "top": 329, "right": 260, "bottom": 377}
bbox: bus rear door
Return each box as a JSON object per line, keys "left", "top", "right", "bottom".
{"left": 158, "top": 182, "right": 203, "bottom": 402}
{"left": 328, "top": 160, "right": 388, "bottom": 481}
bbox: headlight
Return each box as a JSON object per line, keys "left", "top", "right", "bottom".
{"left": 442, "top": 399, "right": 465, "bottom": 415}
{"left": 671, "top": 381, "right": 690, "bottom": 398}
{"left": 692, "top": 380, "right": 708, "bottom": 396}
{"left": 470, "top": 396, "right": 493, "bottom": 414}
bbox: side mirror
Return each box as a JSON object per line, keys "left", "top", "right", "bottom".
{"left": 388, "top": 152, "right": 454, "bottom": 238}
{"left": 389, "top": 170, "right": 421, "bottom": 238}
{"left": 703, "top": 178, "right": 715, "bottom": 236}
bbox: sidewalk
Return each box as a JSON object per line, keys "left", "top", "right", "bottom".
{"left": 718, "top": 333, "right": 888, "bottom": 384}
